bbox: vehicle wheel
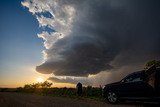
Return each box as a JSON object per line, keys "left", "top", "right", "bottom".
{"left": 106, "top": 91, "right": 118, "bottom": 104}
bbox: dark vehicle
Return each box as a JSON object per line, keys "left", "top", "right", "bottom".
{"left": 102, "top": 66, "right": 160, "bottom": 103}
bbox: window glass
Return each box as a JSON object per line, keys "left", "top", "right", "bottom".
{"left": 124, "top": 73, "right": 143, "bottom": 83}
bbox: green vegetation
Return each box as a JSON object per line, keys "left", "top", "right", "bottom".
{"left": 145, "top": 60, "right": 160, "bottom": 69}
{"left": 0, "top": 88, "right": 17, "bottom": 92}
{"left": 0, "top": 81, "right": 103, "bottom": 101}
{"left": 24, "top": 81, "right": 52, "bottom": 89}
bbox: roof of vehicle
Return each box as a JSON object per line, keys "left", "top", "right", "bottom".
{"left": 124, "top": 70, "right": 145, "bottom": 79}
{"left": 145, "top": 65, "right": 158, "bottom": 75}
{"left": 131, "top": 70, "right": 145, "bottom": 75}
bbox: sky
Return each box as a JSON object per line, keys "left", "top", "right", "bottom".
{"left": 0, "top": 0, "right": 160, "bottom": 88}
{"left": 0, "top": 0, "right": 49, "bottom": 87}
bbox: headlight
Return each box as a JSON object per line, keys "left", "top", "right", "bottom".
{"left": 102, "top": 85, "right": 106, "bottom": 90}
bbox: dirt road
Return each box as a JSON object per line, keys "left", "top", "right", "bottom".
{"left": 0, "top": 92, "right": 158, "bottom": 107}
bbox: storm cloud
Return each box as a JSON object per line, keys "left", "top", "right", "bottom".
{"left": 49, "top": 64, "right": 145, "bottom": 86}
{"left": 22, "top": 0, "right": 160, "bottom": 78}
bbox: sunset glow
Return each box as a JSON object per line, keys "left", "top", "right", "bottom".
{"left": 36, "top": 77, "right": 45, "bottom": 83}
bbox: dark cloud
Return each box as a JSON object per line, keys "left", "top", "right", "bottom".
{"left": 34, "top": 0, "right": 160, "bottom": 77}
{"left": 48, "top": 76, "right": 90, "bottom": 85}
{"left": 48, "top": 64, "right": 143, "bottom": 86}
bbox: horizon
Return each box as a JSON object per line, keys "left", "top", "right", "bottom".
{"left": 0, "top": 0, "right": 160, "bottom": 88}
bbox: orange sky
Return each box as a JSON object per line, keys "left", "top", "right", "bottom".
{"left": 0, "top": 66, "right": 75, "bottom": 88}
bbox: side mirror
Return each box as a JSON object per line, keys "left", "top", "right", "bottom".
{"left": 121, "top": 79, "right": 125, "bottom": 83}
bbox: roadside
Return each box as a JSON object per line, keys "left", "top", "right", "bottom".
{"left": 0, "top": 92, "right": 158, "bottom": 107}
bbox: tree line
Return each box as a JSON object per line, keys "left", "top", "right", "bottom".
{"left": 24, "top": 81, "right": 52, "bottom": 89}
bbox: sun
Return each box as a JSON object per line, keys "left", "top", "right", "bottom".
{"left": 36, "top": 77, "right": 44, "bottom": 83}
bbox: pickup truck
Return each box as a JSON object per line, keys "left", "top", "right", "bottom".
{"left": 102, "top": 66, "right": 160, "bottom": 103}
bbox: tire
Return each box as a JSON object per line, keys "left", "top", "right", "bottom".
{"left": 106, "top": 91, "right": 118, "bottom": 104}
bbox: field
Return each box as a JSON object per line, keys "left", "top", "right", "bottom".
{"left": 0, "top": 87, "right": 103, "bottom": 101}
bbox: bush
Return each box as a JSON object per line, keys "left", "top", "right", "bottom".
{"left": 12, "top": 81, "right": 103, "bottom": 100}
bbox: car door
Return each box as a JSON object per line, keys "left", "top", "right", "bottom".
{"left": 118, "top": 72, "right": 154, "bottom": 97}
{"left": 117, "top": 73, "right": 137, "bottom": 97}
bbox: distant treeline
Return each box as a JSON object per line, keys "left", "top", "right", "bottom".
{"left": 0, "top": 81, "right": 103, "bottom": 100}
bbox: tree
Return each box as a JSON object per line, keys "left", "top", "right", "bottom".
{"left": 144, "top": 60, "right": 160, "bottom": 69}
{"left": 24, "top": 84, "right": 32, "bottom": 89}
{"left": 23, "top": 81, "right": 52, "bottom": 89}
{"left": 32, "top": 83, "right": 41, "bottom": 88}
{"left": 41, "top": 81, "right": 52, "bottom": 88}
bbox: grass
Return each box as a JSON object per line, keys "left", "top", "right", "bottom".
{"left": 0, "top": 86, "right": 104, "bottom": 102}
